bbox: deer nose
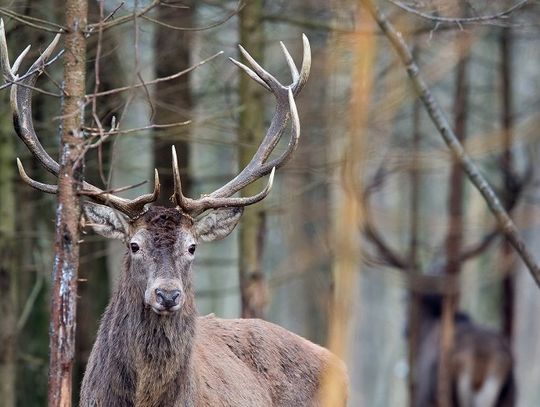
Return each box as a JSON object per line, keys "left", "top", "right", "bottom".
{"left": 155, "top": 289, "right": 181, "bottom": 309}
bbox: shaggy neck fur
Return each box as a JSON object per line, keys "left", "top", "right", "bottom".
{"left": 113, "top": 256, "right": 198, "bottom": 406}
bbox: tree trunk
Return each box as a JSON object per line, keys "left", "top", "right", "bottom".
{"left": 154, "top": 0, "right": 193, "bottom": 205}
{"left": 0, "top": 73, "right": 17, "bottom": 407}
{"left": 407, "top": 51, "right": 422, "bottom": 405}
{"left": 106, "top": 3, "right": 154, "bottom": 290}
{"left": 437, "top": 30, "right": 470, "bottom": 407}
{"left": 323, "top": 7, "right": 375, "bottom": 405}
{"left": 48, "top": 1, "right": 87, "bottom": 405}
{"left": 499, "top": 25, "right": 515, "bottom": 341}
{"left": 238, "top": 0, "right": 268, "bottom": 319}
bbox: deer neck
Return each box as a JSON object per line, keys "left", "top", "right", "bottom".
{"left": 114, "top": 266, "right": 198, "bottom": 405}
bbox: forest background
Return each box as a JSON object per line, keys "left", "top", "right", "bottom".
{"left": 1, "top": 0, "right": 540, "bottom": 405}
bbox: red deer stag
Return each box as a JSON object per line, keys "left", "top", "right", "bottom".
{"left": 0, "top": 21, "right": 348, "bottom": 407}
{"left": 414, "top": 293, "right": 515, "bottom": 407}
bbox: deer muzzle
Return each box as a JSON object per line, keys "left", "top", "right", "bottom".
{"left": 145, "top": 280, "right": 184, "bottom": 315}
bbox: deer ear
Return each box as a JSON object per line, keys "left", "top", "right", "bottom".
{"left": 83, "top": 202, "right": 129, "bottom": 241}
{"left": 195, "top": 207, "right": 243, "bottom": 242}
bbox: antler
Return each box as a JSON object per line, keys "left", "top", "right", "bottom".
{"left": 0, "top": 19, "right": 160, "bottom": 219}
{"left": 172, "top": 35, "right": 311, "bottom": 217}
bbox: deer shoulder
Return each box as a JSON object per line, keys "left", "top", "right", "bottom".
{"left": 194, "top": 315, "right": 348, "bottom": 406}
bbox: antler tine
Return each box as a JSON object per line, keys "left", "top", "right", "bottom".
{"left": 294, "top": 34, "right": 311, "bottom": 94}
{"left": 280, "top": 42, "right": 300, "bottom": 84}
{"left": 0, "top": 19, "right": 13, "bottom": 78}
{"left": 237, "top": 45, "right": 283, "bottom": 93}
{"left": 192, "top": 167, "right": 275, "bottom": 216}
{"left": 11, "top": 45, "right": 31, "bottom": 76}
{"left": 28, "top": 33, "right": 61, "bottom": 72}
{"left": 172, "top": 145, "right": 275, "bottom": 216}
{"left": 230, "top": 35, "right": 311, "bottom": 96}
{"left": 85, "top": 169, "right": 161, "bottom": 219}
{"left": 16, "top": 158, "right": 58, "bottom": 194}
{"left": 228, "top": 57, "right": 271, "bottom": 92}
{"left": 172, "top": 145, "right": 198, "bottom": 212}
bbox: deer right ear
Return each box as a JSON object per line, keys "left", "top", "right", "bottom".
{"left": 83, "top": 202, "right": 129, "bottom": 241}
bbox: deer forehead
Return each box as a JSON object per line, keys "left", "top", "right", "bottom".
{"left": 131, "top": 206, "right": 195, "bottom": 246}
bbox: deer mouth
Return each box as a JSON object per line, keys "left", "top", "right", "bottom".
{"left": 149, "top": 303, "right": 181, "bottom": 316}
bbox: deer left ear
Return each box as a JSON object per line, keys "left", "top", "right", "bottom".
{"left": 82, "top": 202, "right": 130, "bottom": 241}
{"left": 195, "top": 207, "right": 243, "bottom": 242}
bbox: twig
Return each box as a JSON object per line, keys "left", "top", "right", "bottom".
{"left": 81, "top": 180, "right": 148, "bottom": 196}
{"left": 85, "top": 120, "right": 191, "bottom": 137}
{"left": 388, "top": 0, "right": 528, "bottom": 25}
{"left": 86, "top": 0, "right": 160, "bottom": 32}
{"left": 0, "top": 7, "right": 66, "bottom": 32}
{"left": 2, "top": 77, "right": 62, "bottom": 97}
{"left": 86, "top": 51, "right": 223, "bottom": 98}
{"left": 141, "top": 0, "right": 244, "bottom": 31}
{"left": 16, "top": 253, "right": 45, "bottom": 332}
{"left": 0, "top": 48, "right": 65, "bottom": 92}
{"left": 103, "top": 2, "right": 125, "bottom": 23}
{"left": 361, "top": 0, "right": 540, "bottom": 288}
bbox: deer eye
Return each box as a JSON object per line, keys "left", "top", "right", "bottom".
{"left": 188, "top": 244, "right": 196, "bottom": 255}
{"left": 130, "top": 242, "right": 140, "bottom": 253}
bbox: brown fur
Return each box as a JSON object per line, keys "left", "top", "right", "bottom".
{"left": 80, "top": 205, "right": 348, "bottom": 406}
{"left": 413, "top": 295, "right": 514, "bottom": 407}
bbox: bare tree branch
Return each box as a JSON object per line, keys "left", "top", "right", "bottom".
{"left": 85, "top": 0, "right": 160, "bottom": 32}
{"left": 141, "top": 0, "right": 244, "bottom": 31}
{"left": 86, "top": 51, "right": 222, "bottom": 98}
{"left": 388, "top": 0, "right": 528, "bottom": 26}
{"left": 0, "top": 7, "right": 66, "bottom": 32}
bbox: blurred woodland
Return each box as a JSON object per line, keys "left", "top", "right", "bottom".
{"left": 1, "top": 0, "right": 540, "bottom": 405}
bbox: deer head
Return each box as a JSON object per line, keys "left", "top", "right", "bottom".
{"left": 0, "top": 20, "right": 311, "bottom": 316}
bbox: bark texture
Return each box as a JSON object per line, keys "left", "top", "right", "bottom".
{"left": 48, "top": 1, "right": 87, "bottom": 405}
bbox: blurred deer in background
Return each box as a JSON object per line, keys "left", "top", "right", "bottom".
{"left": 360, "top": 167, "right": 520, "bottom": 407}
{"left": 413, "top": 293, "right": 515, "bottom": 407}
{"left": 1, "top": 24, "right": 348, "bottom": 407}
